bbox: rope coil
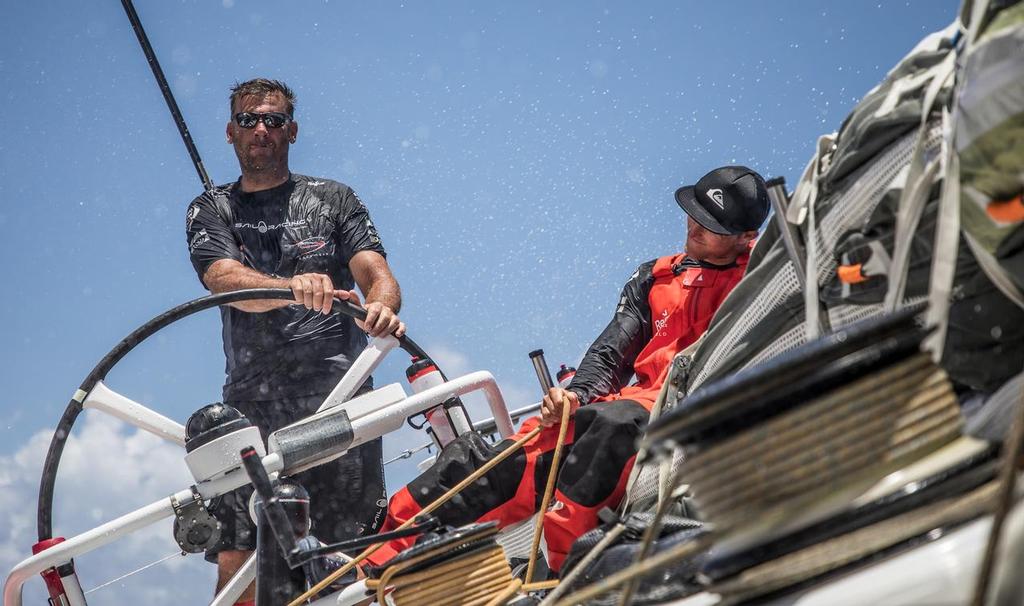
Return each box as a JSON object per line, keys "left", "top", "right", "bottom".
{"left": 368, "top": 542, "right": 515, "bottom": 606}
{"left": 288, "top": 425, "right": 544, "bottom": 605}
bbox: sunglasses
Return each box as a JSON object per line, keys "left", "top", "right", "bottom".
{"left": 233, "top": 112, "right": 292, "bottom": 129}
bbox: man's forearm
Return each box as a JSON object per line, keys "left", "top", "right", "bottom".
{"left": 363, "top": 276, "right": 402, "bottom": 313}
{"left": 203, "top": 259, "right": 292, "bottom": 312}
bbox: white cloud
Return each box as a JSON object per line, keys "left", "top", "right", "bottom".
{"left": 423, "top": 343, "right": 471, "bottom": 378}
{"left": 0, "top": 414, "right": 213, "bottom": 605}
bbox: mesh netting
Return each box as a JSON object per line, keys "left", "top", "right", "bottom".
{"left": 689, "top": 123, "right": 943, "bottom": 390}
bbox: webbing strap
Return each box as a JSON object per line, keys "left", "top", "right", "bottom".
{"left": 803, "top": 167, "right": 821, "bottom": 341}
{"left": 965, "top": 230, "right": 1024, "bottom": 310}
{"left": 884, "top": 156, "right": 942, "bottom": 311}
{"left": 883, "top": 51, "right": 957, "bottom": 312}
{"left": 924, "top": 113, "right": 963, "bottom": 360}
{"left": 796, "top": 134, "right": 835, "bottom": 340}
{"left": 786, "top": 151, "right": 818, "bottom": 226}
{"left": 785, "top": 150, "right": 819, "bottom": 338}
{"left": 966, "top": 0, "right": 991, "bottom": 46}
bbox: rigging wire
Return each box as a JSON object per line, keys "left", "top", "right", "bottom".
{"left": 389, "top": 401, "right": 545, "bottom": 467}
{"left": 83, "top": 550, "right": 184, "bottom": 595}
{"left": 384, "top": 442, "right": 434, "bottom": 466}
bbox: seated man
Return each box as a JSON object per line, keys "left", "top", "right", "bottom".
{"left": 369, "top": 166, "right": 770, "bottom": 573}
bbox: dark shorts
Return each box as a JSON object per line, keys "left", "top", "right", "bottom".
{"left": 205, "top": 393, "right": 387, "bottom": 562}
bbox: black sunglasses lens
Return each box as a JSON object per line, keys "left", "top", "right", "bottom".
{"left": 235, "top": 113, "right": 258, "bottom": 128}
{"left": 263, "top": 113, "right": 288, "bottom": 128}
{"left": 234, "top": 112, "right": 288, "bottom": 128}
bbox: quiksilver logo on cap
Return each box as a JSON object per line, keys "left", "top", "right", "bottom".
{"left": 707, "top": 188, "right": 725, "bottom": 209}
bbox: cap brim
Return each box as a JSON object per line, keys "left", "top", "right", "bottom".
{"left": 674, "top": 186, "right": 733, "bottom": 235}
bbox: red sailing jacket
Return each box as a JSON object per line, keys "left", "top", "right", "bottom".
{"left": 570, "top": 247, "right": 751, "bottom": 410}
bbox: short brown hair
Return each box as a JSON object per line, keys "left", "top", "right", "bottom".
{"left": 229, "top": 78, "right": 296, "bottom": 117}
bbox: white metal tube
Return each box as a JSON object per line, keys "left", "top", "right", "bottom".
{"left": 4, "top": 450, "right": 284, "bottom": 606}
{"left": 82, "top": 381, "right": 186, "bottom": 446}
{"left": 284, "top": 372, "right": 512, "bottom": 476}
{"left": 317, "top": 335, "right": 399, "bottom": 412}
{"left": 3, "top": 491, "right": 187, "bottom": 606}
{"left": 479, "top": 375, "right": 515, "bottom": 438}
{"left": 209, "top": 553, "right": 255, "bottom": 606}
{"left": 349, "top": 371, "right": 513, "bottom": 448}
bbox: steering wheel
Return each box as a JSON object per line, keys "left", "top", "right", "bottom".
{"left": 36, "top": 288, "right": 435, "bottom": 544}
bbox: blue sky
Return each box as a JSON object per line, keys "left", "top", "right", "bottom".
{"left": 1, "top": 1, "right": 958, "bottom": 603}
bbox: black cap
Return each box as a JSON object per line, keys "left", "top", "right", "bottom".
{"left": 674, "top": 166, "right": 770, "bottom": 235}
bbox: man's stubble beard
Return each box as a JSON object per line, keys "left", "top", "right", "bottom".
{"left": 238, "top": 146, "right": 288, "bottom": 176}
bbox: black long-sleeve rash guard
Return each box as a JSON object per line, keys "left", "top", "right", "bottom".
{"left": 185, "top": 174, "right": 387, "bottom": 402}
{"left": 566, "top": 260, "right": 657, "bottom": 405}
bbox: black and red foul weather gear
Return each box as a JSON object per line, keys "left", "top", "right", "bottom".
{"left": 572, "top": 250, "right": 751, "bottom": 409}
{"left": 369, "top": 249, "right": 751, "bottom": 572}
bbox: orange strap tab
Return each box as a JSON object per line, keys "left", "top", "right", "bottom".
{"left": 986, "top": 195, "right": 1024, "bottom": 224}
{"left": 837, "top": 263, "right": 867, "bottom": 284}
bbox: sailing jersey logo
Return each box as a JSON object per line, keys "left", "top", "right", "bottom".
{"left": 706, "top": 188, "right": 725, "bottom": 209}
{"left": 234, "top": 219, "right": 307, "bottom": 234}
{"left": 295, "top": 236, "right": 331, "bottom": 258}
